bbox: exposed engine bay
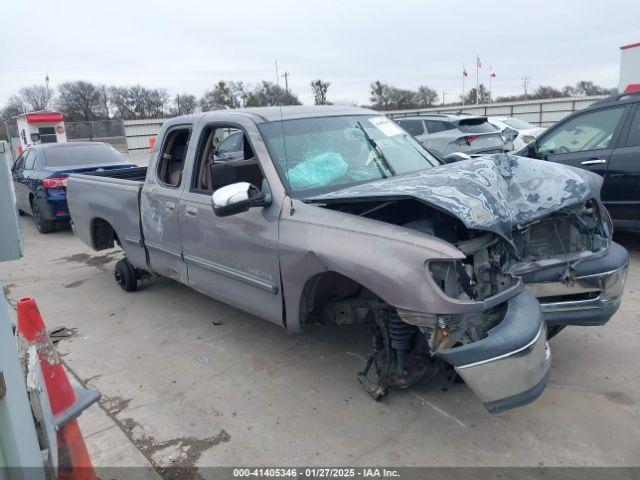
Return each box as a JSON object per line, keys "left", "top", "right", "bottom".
{"left": 308, "top": 197, "right": 608, "bottom": 400}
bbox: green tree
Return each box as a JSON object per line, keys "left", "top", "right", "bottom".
{"left": 311, "top": 79, "right": 331, "bottom": 105}
{"left": 245, "top": 81, "right": 301, "bottom": 107}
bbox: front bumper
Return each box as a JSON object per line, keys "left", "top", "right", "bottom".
{"left": 520, "top": 242, "right": 629, "bottom": 327}
{"left": 436, "top": 289, "right": 551, "bottom": 413}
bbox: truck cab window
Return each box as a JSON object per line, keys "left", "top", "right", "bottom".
{"left": 192, "top": 126, "right": 264, "bottom": 194}
{"left": 157, "top": 129, "right": 190, "bottom": 187}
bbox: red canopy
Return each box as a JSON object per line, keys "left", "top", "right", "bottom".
{"left": 25, "top": 112, "right": 64, "bottom": 123}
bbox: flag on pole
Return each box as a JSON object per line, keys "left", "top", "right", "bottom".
{"left": 490, "top": 65, "right": 496, "bottom": 78}
{"left": 463, "top": 67, "right": 468, "bottom": 77}
{"left": 476, "top": 55, "right": 482, "bottom": 68}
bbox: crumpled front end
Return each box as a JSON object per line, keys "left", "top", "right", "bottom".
{"left": 510, "top": 199, "right": 629, "bottom": 327}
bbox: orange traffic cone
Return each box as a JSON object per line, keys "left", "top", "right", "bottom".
{"left": 16, "top": 297, "right": 97, "bottom": 480}
{"left": 17, "top": 297, "right": 76, "bottom": 415}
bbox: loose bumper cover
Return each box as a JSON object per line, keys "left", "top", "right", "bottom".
{"left": 436, "top": 289, "right": 551, "bottom": 413}
{"left": 521, "top": 242, "right": 628, "bottom": 327}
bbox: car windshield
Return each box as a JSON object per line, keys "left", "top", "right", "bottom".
{"left": 43, "top": 144, "right": 125, "bottom": 167}
{"left": 503, "top": 118, "right": 535, "bottom": 130}
{"left": 259, "top": 115, "right": 441, "bottom": 197}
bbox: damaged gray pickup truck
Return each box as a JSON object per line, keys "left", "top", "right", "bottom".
{"left": 67, "top": 106, "right": 629, "bottom": 413}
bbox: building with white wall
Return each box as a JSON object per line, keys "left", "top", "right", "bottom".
{"left": 13, "top": 111, "right": 67, "bottom": 154}
{"left": 619, "top": 42, "right": 640, "bottom": 93}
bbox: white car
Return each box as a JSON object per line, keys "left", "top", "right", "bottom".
{"left": 488, "top": 116, "right": 546, "bottom": 150}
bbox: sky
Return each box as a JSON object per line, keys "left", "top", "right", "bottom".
{"left": 1, "top": 0, "right": 639, "bottom": 107}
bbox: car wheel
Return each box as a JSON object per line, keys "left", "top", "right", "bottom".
{"left": 115, "top": 258, "right": 138, "bottom": 292}
{"left": 32, "top": 201, "right": 55, "bottom": 234}
{"left": 547, "top": 325, "right": 566, "bottom": 339}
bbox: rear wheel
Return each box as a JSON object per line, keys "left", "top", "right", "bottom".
{"left": 31, "top": 200, "right": 55, "bottom": 234}
{"left": 115, "top": 258, "right": 138, "bottom": 292}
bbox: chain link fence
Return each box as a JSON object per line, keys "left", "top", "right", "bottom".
{"left": 65, "top": 119, "right": 128, "bottom": 153}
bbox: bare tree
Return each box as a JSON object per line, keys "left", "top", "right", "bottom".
{"left": 57, "top": 80, "right": 109, "bottom": 121}
{"left": 19, "top": 85, "right": 50, "bottom": 111}
{"left": 311, "top": 79, "right": 331, "bottom": 105}
{"left": 171, "top": 93, "right": 198, "bottom": 116}
{"left": 415, "top": 85, "right": 438, "bottom": 108}
{"left": 109, "top": 85, "right": 168, "bottom": 119}
{"left": 229, "top": 81, "right": 250, "bottom": 108}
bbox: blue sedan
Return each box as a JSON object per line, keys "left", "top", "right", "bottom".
{"left": 11, "top": 142, "right": 136, "bottom": 233}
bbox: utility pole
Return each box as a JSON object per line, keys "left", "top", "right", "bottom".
{"left": 523, "top": 76, "right": 531, "bottom": 101}
{"left": 281, "top": 71, "right": 290, "bottom": 93}
{"left": 45, "top": 73, "right": 50, "bottom": 111}
{"left": 442, "top": 91, "right": 447, "bottom": 105}
{"left": 275, "top": 60, "right": 280, "bottom": 87}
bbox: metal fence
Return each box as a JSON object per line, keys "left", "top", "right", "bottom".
{"left": 65, "top": 119, "right": 127, "bottom": 152}
{"left": 386, "top": 95, "right": 608, "bottom": 127}
{"left": 123, "top": 119, "right": 165, "bottom": 151}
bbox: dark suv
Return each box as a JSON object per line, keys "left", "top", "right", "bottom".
{"left": 517, "top": 92, "right": 640, "bottom": 230}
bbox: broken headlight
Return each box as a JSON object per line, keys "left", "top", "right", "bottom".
{"left": 428, "top": 260, "right": 478, "bottom": 301}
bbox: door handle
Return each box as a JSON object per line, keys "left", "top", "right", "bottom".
{"left": 581, "top": 159, "right": 607, "bottom": 166}
{"left": 185, "top": 206, "right": 198, "bottom": 218}
{"left": 165, "top": 202, "right": 176, "bottom": 214}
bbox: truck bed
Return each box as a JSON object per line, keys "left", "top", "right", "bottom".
{"left": 86, "top": 166, "right": 148, "bottom": 181}
{"left": 67, "top": 167, "right": 148, "bottom": 269}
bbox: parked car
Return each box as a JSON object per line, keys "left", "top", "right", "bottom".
{"left": 516, "top": 91, "right": 640, "bottom": 231}
{"left": 488, "top": 116, "right": 546, "bottom": 150}
{"left": 11, "top": 142, "right": 136, "bottom": 233}
{"left": 393, "top": 113, "right": 510, "bottom": 157}
{"left": 67, "top": 106, "right": 628, "bottom": 413}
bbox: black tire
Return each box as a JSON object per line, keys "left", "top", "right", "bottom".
{"left": 547, "top": 325, "right": 566, "bottom": 339}
{"left": 31, "top": 200, "right": 55, "bottom": 234}
{"left": 115, "top": 258, "right": 138, "bottom": 292}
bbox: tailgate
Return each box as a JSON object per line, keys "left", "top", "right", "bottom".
{"left": 67, "top": 174, "right": 147, "bottom": 269}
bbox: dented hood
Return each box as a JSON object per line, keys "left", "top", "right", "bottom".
{"left": 308, "top": 154, "right": 603, "bottom": 241}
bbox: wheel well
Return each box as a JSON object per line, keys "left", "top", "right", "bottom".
{"left": 91, "top": 218, "right": 119, "bottom": 250}
{"left": 299, "top": 271, "right": 386, "bottom": 326}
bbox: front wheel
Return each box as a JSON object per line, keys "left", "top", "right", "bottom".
{"left": 32, "top": 201, "right": 55, "bottom": 234}
{"left": 115, "top": 258, "right": 138, "bottom": 292}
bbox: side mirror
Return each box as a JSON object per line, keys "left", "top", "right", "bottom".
{"left": 211, "top": 182, "right": 271, "bottom": 217}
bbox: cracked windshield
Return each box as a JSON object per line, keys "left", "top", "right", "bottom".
{"left": 259, "top": 115, "right": 441, "bottom": 196}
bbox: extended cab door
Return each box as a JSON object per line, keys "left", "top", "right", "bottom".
{"left": 534, "top": 105, "right": 629, "bottom": 182}
{"left": 179, "top": 122, "right": 283, "bottom": 325}
{"left": 603, "top": 103, "right": 640, "bottom": 227}
{"left": 140, "top": 126, "right": 192, "bottom": 283}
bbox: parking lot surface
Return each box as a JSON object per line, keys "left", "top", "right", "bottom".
{"left": 2, "top": 218, "right": 639, "bottom": 469}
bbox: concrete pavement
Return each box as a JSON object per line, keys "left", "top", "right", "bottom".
{"left": 2, "top": 218, "right": 639, "bottom": 470}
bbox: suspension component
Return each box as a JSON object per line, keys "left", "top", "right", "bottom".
{"left": 388, "top": 316, "right": 413, "bottom": 376}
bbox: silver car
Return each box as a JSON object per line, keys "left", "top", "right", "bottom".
{"left": 394, "top": 113, "right": 510, "bottom": 157}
